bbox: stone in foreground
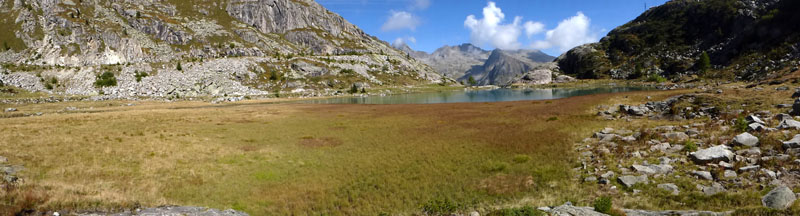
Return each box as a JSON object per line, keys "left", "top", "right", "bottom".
{"left": 547, "top": 202, "right": 607, "bottom": 216}
{"left": 618, "top": 175, "right": 648, "bottom": 188}
{"left": 731, "top": 132, "right": 759, "bottom": 147}
{"left": 783, "top": 134, "right": 800, "bottom": 149}
{"left": 762, "top": 186, "right": 797, "bottom": 210}
{"left": 657, "top": 183, "right": 680, "bottom": 195}
{"left": 689, "top": 145, "right": 733, "bottom": 164}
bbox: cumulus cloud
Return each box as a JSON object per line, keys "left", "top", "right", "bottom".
{"left": 523, "top": 21, "right": 545, "bottom": 38}
{"left": 410, "top": 0, "right": 430, "bottom": 10}
{"left": 392, "top": 36, "right": 417, "bottom": 47}
{"left": 531, "top": 12, "right": 597, "bottom": 52}
{"left": 464, "top": 2, "right": 525, "bottom": 50}
{"left": 382, "top": 10, "right": 421, "bottom": 32}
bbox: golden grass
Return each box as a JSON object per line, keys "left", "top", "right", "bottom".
{"left": 0, "top": 88, "right": 715, "bottom": 215}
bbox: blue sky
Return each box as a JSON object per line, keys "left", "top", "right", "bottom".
{"left": 318, "top": 0, "right": 669, "bottom": 56}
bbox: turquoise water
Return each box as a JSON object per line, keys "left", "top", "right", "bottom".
{"left": 298, "top": 86, "right": 654, "bottom": 104}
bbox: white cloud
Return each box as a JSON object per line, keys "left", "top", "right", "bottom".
{"left": 523, "top": 21, "right": 545, "bottom": 38}
{"left": 392, "top": 36, "right": 417, "bottom": 48}
{"left": 464, "top": 2, "right": 525, "bottom": 50}
{"left": 382, "top": 10, "right": 421, "bottom": 32}
{"left": 410, "top": 0, "right": 430, "bottom": 10}
{"left": 531, "top": 12, "right": 598, "bottom": 52}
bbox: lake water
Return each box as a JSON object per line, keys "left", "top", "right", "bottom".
{"left": 298, "top": 86, "right": 654, "bottom": 104}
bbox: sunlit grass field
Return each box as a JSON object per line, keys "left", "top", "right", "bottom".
{"left": 0, "top": 89, "right": 692, "bottom": 215}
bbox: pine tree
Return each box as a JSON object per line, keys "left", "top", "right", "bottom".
{"left": 698, "top": 52, "right": 710, "bottom": 74}
{"left": 176, "top": 62, "right": 182, "bottom": 71}
{"left": 468, "top": 76, "right": 477, "bottom": 86}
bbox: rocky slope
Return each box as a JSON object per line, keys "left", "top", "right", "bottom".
{"left": 557, "top": 0, "right": 800, "bottom": 81}
{"left": 398, "top": 43, "right": 555, "bottom": 85}
{"left": 0, "top": 0, "right": 442, "bottom": 99}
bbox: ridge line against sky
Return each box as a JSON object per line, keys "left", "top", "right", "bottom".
{"left": 318, "top": 0, "right": 669, "bottom": 56}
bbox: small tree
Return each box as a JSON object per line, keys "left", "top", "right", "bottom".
{"left": 348, "top": 84, "right": 359, "bottom": 94}
{"left": 467, "top": 76, "right": 477, "bottom": 86}
{"left": 176, "top": 62, "right": 182, "bottom": 71}
{"left": 360, "top": 87, "right": 366, "bottom": 93}
{"left": 698, "top": 52, "right": 710, "bottom": 75}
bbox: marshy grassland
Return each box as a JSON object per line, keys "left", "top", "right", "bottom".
{"left": 1, "top": 89, "right": 696, "bottom": 215}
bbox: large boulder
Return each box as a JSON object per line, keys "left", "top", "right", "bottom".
{"left": 778, "top": 119, "right": 800, "bottom": 130}
{"left": 783, "top": 134, "right": 800, "bottom": 149}
{"left": 618, "top": 175, "right": 648, "bottom": 188}
{"left": 791, "top": 99, "right": 800, "bottom": 116}
{"left": 689, "top": 145, "right": 733, "bottom": 164}
{"left": 548, "top": 202, "right": 607, "bottom": 216}
{"left": 731, "top": 132, "right": 759, "bottom": 147}
{"left": 762, "top": 186, "right": 797, "bottom": 210}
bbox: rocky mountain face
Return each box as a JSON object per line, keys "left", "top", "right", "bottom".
{"left": 0, "top": 0, "right": 441, "bottom": 99}
{"left": 398, "top": 43, "right": 555, "bottom": 86}
{"left": 460, "top": 49, "right": 555, "bottom": 86}
{"left": 556, "top": 0, "right": 800, "bottom": 81}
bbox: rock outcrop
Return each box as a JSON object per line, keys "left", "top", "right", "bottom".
{"left": 0, "top": 0, "right": 442, "bottom": 98}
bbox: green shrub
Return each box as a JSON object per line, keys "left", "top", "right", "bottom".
{"left": 468, "top": 76, "right": 477, "bottom": 86}
{"left": 698, "top": 52, "right": 711, "bottom": 75}
{"left": 360, "top": 88, "right": 366, "bottom": 94}
{"left": 94, "top": 72, "right": 117, "bottom": 87}
{"left": 593, "top": 196, "right": 612, "bottom": 214}
{"left": 421, "top": 197, "right": 459, "bottom": 215}
{"left": 176, "top": 62, "right": 182, "bottom": 71}
{"left": 489, "top": 206, "right": 545, "bottom": 216}
{"left": 483, "top": 161, "right": 509, "bottom": 172}
{"left": 340, "top": 69, "right": 355, "bottom": 75}
{"left": 646, "top": 74, "right": 667, "bottom": 83}
{"left": 546, "top": 117, "right": 558, "bottom": 121}
{"left": 684, "top": 140, "right": 698, "bottom": 152}
{"left": 734, "top": 116, "right": 748, "bottom": 132}
{"left": 348, "top": 84, "right": 359, "bottom": 94}
{"left": 134, "top": 71, "right": 149, "bottom": 82}
{"left": 512, "top": 154, "right": 531, "bottom": 163}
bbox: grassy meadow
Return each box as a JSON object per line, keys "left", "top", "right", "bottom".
{"left": 0, "top": 89, "right": 688, "bottom": 215}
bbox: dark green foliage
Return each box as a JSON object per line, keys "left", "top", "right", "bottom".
{"left": 136, "top": 11, "right": 141, "bottom": 18}
{"left": 134, "top": 71, "right": 149, "bottom": 82}
{"left": 340, "top": 69, "right": 355, "bottom": 75}
{"left": 734, "top": 116, "right": 748, "bottom": 132}
{"left": 646, "top": 74, "right": 667, "bottom": 83}
{"left": 360, "top": 88, "right": 366, "bottom": 94}
{"left": 684, "top": 140, "right": 698, "bottom": 152}
{"left": 348, "top": 84, "right": 359, "bottom": 94}
{"left": 421, "top": 197, "right": 460, "bottom": 215}
{"left": 269, "top": 70, "right": 282, "bottom": 81}
{"left": 546, "top": 117, "right": 558, "bottom": 121}
{"left": 176, "top": 62, "right": 182, "bottom": 71}
{"left": 94, "top": 72, "right": 117, "bottom": 87}
{"left": 2, "top": 41, "right": 8, "bottom": 51}
{"left": 593, "top": 196, "right": 612, "bottom": 214}
{"left": 698, "top": 52, "right": 711, "bottom": 74}
{"left": 229, "top": 43, "right": 235, "bottom": 49}
{"left": 468, "top": 76, "right": 477, "bottom": 86}
{"left": 488, "top": 206, "right": 545, "bottom": 216}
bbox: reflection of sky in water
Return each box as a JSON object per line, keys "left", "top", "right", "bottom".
{"left": 298, "top": 86, "right": 654, "bottom": 105}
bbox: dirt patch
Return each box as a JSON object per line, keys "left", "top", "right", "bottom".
{"left": 298, "top": 136, "right": 343, "bottom": 148}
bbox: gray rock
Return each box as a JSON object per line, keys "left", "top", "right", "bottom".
{"left": 747, "top": 123, "right": 767, "bottom": 132}
{"left": 731, "top": 132, "right": 759, "bottom": 147}
{"left": 0, "top": 156, "right": 7, "bottom": 164}
{"left": 793, "top": 89, "right": 800, "bottom": 98}
{"left": 783, "top": 134, "right": 800, "bottom": 149}
{"left": 618, "top": 175, "right": 648, "bottom": 188}
{"left": 777, "top": 119, "right": 800, "bottom": 130}
{"left": 689, "top": 145, "right": 733, "bottom": 164}
{"left": 736, "top": 147, "right": 762, "bottom": 156}
{"left": 746, "top": 115, "right": 767, "bottom": 125}
{"left": 702, "top": 182, "right": 726, "bottom": 196}
{"left": 693, "top": 171, "right": 714, "bottom": 180}
{"left": 469, "top": 211, "right": 480, "bottom": 216}
{"left": 724, "top": 170, "right": 737, "bottom": 178}
{"left": 658, "top": 183, "right": 680, "bottom": 195}
{"left": 548, "top": 202, "right": 607, "bottom": 216}
{"left": 762, "top": 186, "right": 797, "bottom": 210}
{"left": 662, "top": 132, "right": 689, "bottom": 141}
{"left": 775, "top": 113, "right": 793, "bottom": 122}
{"left": 4, "top": 108, "right": 17, "bottom": 112}
{"left": 739, "top": 165, "right": 761, "bottom": 172}
{"left": 791, "top": 99, "right": 800, "bottom": 116}
{"left": 584, "top": 176, "right": 598, "bottom": 183}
